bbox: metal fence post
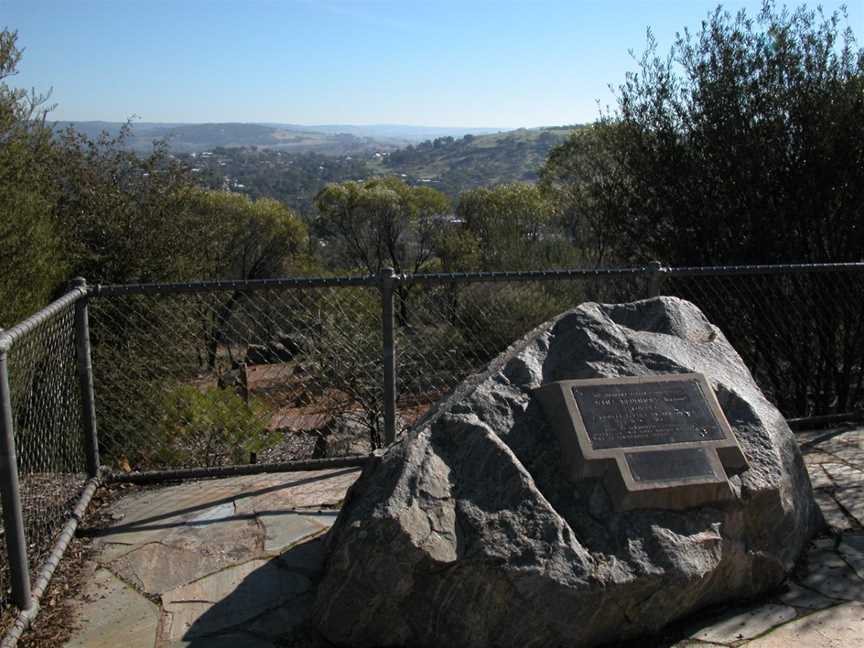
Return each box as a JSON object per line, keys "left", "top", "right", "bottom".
{"left": 380, "top": 267, "right": 397, "bottom": 446}
{"left": 647, "top": 260, "right": 665, "bottom": 297}
{"left": 71, "top": 278, "right": 100, "bottom": 478}
{"left": 0, "top": 341, "right": 33, "bottom": 610}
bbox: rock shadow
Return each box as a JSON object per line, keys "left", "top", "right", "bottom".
{"left": 168, "top": 534, "right": 328, "bottom": 647}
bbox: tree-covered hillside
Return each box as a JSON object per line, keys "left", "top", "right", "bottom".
{"left": 379, "top": 126, "right": 581, "bottom": 197}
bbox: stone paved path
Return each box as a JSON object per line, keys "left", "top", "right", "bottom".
{"left": 63, "top": 468, "right": 360, "bottom": 648}
{"left": 57, "top": 426, "right": 864, "bottom": 647}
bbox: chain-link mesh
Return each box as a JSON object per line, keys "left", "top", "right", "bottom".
{"left": 394, "top": 273, "right": 654, "bottom": 427}
{"left": 0, "top": 300, "right": 87, "bottom": 619}
{"left": 89, "top": 285, "right": 383, "bottom": 472}
{"left": 86, "top": 267, "right": 864, "bottom": 473}
{"left": 666, "top": 268, "right": 864, "bottom": 418}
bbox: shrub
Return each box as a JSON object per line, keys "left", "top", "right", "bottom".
{"left": 157, "top": 384, "right": 278, "bottom": 467}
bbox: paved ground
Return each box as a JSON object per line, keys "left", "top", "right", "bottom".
{"left": 54, "top": 426, "right": 864, "bottom": 648}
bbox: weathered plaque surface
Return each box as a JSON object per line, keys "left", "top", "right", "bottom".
{"left": 572, "top": 381, "right": 726, "bottom": 449}
{"left": 534, "top": 373, "right": 749, "bottom": 511}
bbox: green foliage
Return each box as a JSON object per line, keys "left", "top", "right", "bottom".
{"left": 0, "top": 30, "right": 66, "bottom": 326}
{"left": 543, "top": 1, "right": 864, "bottom": 265}
{"left": 454, "top": 183, "right": 575, "bottom": 271}
{"left": 433, "top": 227, "right": 482, "bottom": 272}
{"left": 54, "top": 128, "right": 201, "bottom": 284}
{"left": 157, "top": 384, "right": 278, "bottom": 467}
{"left": 183, "top": 188, "right": 308, "bottom": 280}
{"left": 540, "top": 124, "right": 627, "bottom": 266}
{"left": 314, "top": 176, "right": 450, "bottom": 274}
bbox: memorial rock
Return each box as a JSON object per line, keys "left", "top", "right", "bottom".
{"left": 312, "top": 297, "right": 820, "bottom": 648}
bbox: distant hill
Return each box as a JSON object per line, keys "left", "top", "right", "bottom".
{"left": 378, "top": 126, "right": 582, "bottom": 196}
{"left": 273, "top": 124, "right": 507, "bottom": 141}
{"left": 52, "top": 121, "right": 508, "bottom": 154}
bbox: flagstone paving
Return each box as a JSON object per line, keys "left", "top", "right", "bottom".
{"left": 56, "top": 426, "right": 864, "bottom": 647}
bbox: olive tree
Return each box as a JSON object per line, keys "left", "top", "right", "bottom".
{"left": 543, "top": 0, "right": 864, "bottom": 265}
{"left": 541, "top": 1, "right": 864, "bottom": 417}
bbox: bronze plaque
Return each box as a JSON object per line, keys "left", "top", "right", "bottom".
{"left": 571, "top": 381, "right": 725, "bottom": 450}
{"left": 625, "top": 447, "right": 718, "bottom": 483}
{"left": 534, "top": 373, "right": 750, "bottom": 511}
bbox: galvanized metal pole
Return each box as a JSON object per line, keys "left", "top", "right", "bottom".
{"left": 0, "top": 343, "right": 33, "bottom": 611}
{"left": 71, "top": 278, "right": 100, "bottom": 478}
{"left": 380, "top": 267, "right": 397, "bottom": 446}
{"left": 647, "top": 260, "right": 665, "bottom": 297}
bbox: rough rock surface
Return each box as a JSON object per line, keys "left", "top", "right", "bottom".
{"left": 313, "top": 297, "right": 821, "bottom": 648}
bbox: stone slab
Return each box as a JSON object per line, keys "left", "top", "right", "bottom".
{"left": 813, "top": 491, "right": 854, "bottom": 532}
{"left": 95, "top": 491, "right": 252, "bottom": 561}
{"left": 833, "top": 487, "right": 864, "bottom": 528}
{"left": 277, "top": 535, "right": 327, "bottom": 576}
{"left": 798, "top": 549, "right": 864, "bottom": 602}
{"left": 302, "top": 510, "right": 339, "bottom": 528}
{"left": 163, "top": 634, "right": 275, "bottom": 647}
{"left": 821, "top": 463, "right": 864, "bottom": 490}
{"left": 776, "top": 581, "right": 838, "bottom": 611}
{"left": 814, "top": 431, "right": 864, "bottom": 471}
{"left": 803, "top": 451, "right": 839, "bottom": 466}
{"left": 808, "top": 464, "right": 834, "bottom": 490}
{"left": 259, "top": 512, "right": 328, "bottom": 554}
{"left": 63, "top": 566, "right": 159, "bottom": 648}
{"left": 745, "top": 601, "right": 864, "bottom": 647}
{"left": 838, "top": 534, "right": 864, "bottom": 581}
{"left": 240, "top": 468, "right": 361, "bottom": 509}
{"left": 689, "top": 604, "right": 797, "bottom": 644}
{"left": 247, "top": 592, "right": 313, "bottom": 639}
{"left": 160, "top": 558, "right": 310, "bottom": 641}
{"left": 107, "top": 527, "right": 261, "bottom": 595}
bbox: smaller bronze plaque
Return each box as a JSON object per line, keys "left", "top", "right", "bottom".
{"left": 625, "top": 448, "right": 717, "bottom": 483}
{"left": 534, "top": 373, "right": 750, "bottom": 511}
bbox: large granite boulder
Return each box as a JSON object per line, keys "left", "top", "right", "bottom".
{"left": 313, "top": 297, "right": 820, "bottom": 647}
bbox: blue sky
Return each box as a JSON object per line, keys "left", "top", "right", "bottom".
{"left": 2, "top": 0, "right": 862, "bottom": 128}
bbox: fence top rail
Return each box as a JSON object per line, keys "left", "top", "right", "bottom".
{"left": 661, "top": 261, "right": 864, "bottom": 277}
{"left": 401, "top": 261, "right": 864, "bottom": 284}
{"left": 85, "top": 260, "right": 864, "bottom": 298}
{"left": 95, "top": 274, "right": 381, "bottom": 297}
{"left": 399, "top": 265, "right": 661, "bottom": 285}
{"left": 0, "top": 287, "right": 86, "bottom": 353}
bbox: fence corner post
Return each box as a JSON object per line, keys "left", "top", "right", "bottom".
{"left": 647, "top": 260, "right": 666, "bottom": 297}
{"left": 0, "top": 342, "right": 33, "bottom": 610}
{"left": 379, "top": 267, "right": 397, "bottom": 446}
{"left": 71, "top": 277, "right": 100, "bottom": 478}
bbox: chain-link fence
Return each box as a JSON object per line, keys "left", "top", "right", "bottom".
{"left": 89, "top": 280, "right": 384, "bottom": 472}
{"left": 393, "top": 270, "right": 653, "bottom": 428}
{"left": 3, "top": 262, "right": 864, "bottom": 630}
{"left": 79, "top": 263, "right": 864, "bottom": 477}
{"left": 0, "top": 286, "right": 92, "bottom": 625}
{"left": 396, "top": 265, "right": 864, "bottom": 425}
{"left": 665, "top": 267, "right": 864, "bottom": 418}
